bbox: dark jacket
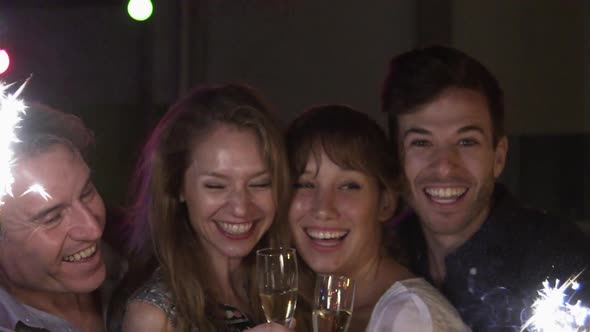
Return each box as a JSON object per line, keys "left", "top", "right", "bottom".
{"left": 396, "top": 183, "right": 590, "bottom": 332}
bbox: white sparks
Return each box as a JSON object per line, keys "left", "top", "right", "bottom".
{"left": 521, "top": 273, "right": 590, "bottom": 332}
{"left": 0, "top": 81, "right": 28, "bottom": 206}
{"left": 20, "top": 183, "right": 52, "bottom": 201}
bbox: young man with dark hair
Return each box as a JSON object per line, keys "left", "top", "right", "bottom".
{"left": 382, "top": 45, "right": 590, "bottom": 331}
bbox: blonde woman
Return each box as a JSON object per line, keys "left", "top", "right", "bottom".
{"left": 121, "top": 84, "right": 294, "bottom": 332}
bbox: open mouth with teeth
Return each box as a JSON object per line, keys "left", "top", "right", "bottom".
{"left": 62, "top": 244, "right": 97, "bottom": 262}
{"left": 216, "top": 221, "right": 254, "bottom": 236}
{"left": 424, "top": 187, "right": 468, "bottom": 204}
{"left": 305, "top": 228, "right": 349, "bottom": 247}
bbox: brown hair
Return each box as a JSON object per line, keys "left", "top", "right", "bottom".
{"left": 286, "top": 104, "right": 399, "bottom": 194}
{"left": 125, "top": 83, "right": 290, "bottom": 331}
{"left": 381, "top": 45, "right": 505, "bottom": 152}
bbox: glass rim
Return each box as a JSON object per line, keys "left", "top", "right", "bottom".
{"left": 256, "top": 247, "right": 296, "bottom": 256}
{"left": 316, "top": 273, "right": 354, "bottom": 281}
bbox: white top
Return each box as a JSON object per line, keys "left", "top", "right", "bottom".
{"left": 365, "top": 278, "right": 470, "bottom": 332}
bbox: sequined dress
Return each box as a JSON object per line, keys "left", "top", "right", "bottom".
{"left": 129, "top": 269, "right": 255, "bottom": 331}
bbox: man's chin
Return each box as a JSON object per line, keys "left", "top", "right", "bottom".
{"left": 63, "top": 264, "right": 107, "bottom": 294}
{"left": 418, "top": 210, "right": 469, "bottom": 234}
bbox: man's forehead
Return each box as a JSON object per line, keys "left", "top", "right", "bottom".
{"left": 2, "top": 145, "right": 89, "bottom": 216}
{"left": 0, "top": 190, "right": 50, "bottom": 222}
{"left": 398, "top": 89, "right": 493, "bottom": 133}
{"left": 398, "top": 111, "right": 490, "bottom": 131}
{"left": 14, "top": 146, "right": 81, "bottom": 180}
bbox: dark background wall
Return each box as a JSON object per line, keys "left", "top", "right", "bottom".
{"left": 1, "top": 0, "right": 588, "bottom": 224}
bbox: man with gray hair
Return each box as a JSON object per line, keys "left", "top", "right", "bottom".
{"left": 0, "top": 90, "right": 122, "bottom": 331}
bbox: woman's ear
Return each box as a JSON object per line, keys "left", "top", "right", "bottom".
{"left": 378, "top": 189, "right": 397, "bottom": 223}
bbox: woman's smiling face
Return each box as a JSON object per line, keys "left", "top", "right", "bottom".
{"left": 289, "top": 150, "right": 391, "bottom": 276}
{"left": 181, "top": 124, "right": 275, "bottom": 262}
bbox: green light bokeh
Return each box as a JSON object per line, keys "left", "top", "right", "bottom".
{"left": 127, "top": 0, "right": 153, "bottom": 22}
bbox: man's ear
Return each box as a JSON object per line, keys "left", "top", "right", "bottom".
{"left": 378, "top": 189, "right": 398, "bottom": 223}
{"left": 493, "top": 136, "right": 508, "bottom": 178}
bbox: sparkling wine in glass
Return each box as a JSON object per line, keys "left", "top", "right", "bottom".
{"left": 313, "top": 274, "right": 356, "bottom": 332}
{"left": 256, "top": 248, "right": 298, "bottom": 326}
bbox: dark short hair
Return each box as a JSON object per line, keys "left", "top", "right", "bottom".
{"left": 13, "top": 103, "right": 94, "bottom": 160}
{"left": 286, "top": 104, "right": 399, "bottom": 194}
{"left": 382, "top": 45, "right": 505, "bottom": 148}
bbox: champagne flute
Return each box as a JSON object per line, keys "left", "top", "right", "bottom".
{"left": 313, "top": 274, "right": 356, "bottom": 332}
{"left": 256, "top": 248, "right": 298, "bottom": 326}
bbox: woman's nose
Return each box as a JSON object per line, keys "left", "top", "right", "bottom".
{"left": 228, "top": 188, "right": 251, "bottom": 217}
{"left": 312, "top": 189, "right": 337, "bottom": 221}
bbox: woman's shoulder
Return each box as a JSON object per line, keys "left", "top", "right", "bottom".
{"left": 127, "top": 268, "right": 178, "bottom": 322}
{"left": 123, "top": 300, "right": 173, "bottom": 332}
{"left": 380, "top": 278, "right": 458, "bottom": 314}
{"left": 367, "top": 278, "right": 469, "bottom": 332}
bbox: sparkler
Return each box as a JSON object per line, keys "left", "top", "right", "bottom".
{"left": 20, "top": 184, "right": 52, "bottom": 201}
{"left": 0, "top": 80, "right": 28, "bottom": 206}
{"left": 521, "top": 272, "right": 590, "bottom": 332}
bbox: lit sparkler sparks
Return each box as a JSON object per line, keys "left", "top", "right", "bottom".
{"left": 521, "top": 273, "right": 590, "bottom": 332}
{"left": 0, "top": 80, "right": 28, "bottom": 206}
{"left": 20, "top": 184, "right": 52, "bottom": 201}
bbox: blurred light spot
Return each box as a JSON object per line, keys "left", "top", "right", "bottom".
{"left": 0, "top": 50, "right": 10, "bottom": 75}
{"left": 127, "top": 0, "right": 153, "bottom": 21}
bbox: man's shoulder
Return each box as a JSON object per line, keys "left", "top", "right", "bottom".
{"left": 489, "top": 184, "right": 586, "bottom": 241}
{"left": 504, "top": 205, "right": 586, "bottom": 244}
{"left": 491, "top": 202, "right": 589, "bottom": 267}
{"left": 0, "top": 287, "right": 26, "bottom": 330}
{"left": 489, "top": 187, "right": 590, "bottom": 284}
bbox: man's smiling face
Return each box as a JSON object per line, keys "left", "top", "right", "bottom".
{"left": 398, "top": 87, "right": 508, "bottom": 240}
{"left": 0, "top": 144, "right": 106, "bottom": 296}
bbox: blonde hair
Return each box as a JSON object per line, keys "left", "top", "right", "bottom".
{"left": 125, "top": 83, "right": 290, "bottom": 331}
